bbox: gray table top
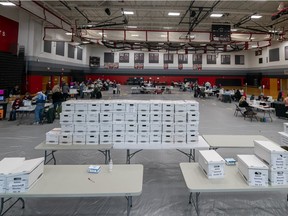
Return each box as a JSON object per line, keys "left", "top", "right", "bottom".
{"left": 202, "top": 135, "right": 270, "bottom": 148}
{"left": 180, "top": 163, "right": 288, "bottom": 193}
{"left": 35, "top": 141, "right": 113, "bottom": 150}
{"left": 1, "top": 164, "right": 143, "bottom": 197}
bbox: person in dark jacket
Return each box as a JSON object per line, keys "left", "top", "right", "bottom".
{"left": 8, "top": 95, "right": 23, "bottom": 121}
{"left": 52, "top": 89, "right": 63, "bottom": 118}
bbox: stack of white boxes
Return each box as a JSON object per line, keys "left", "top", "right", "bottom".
{"left": 198, "top": 150, "right": 225, "bottom": 179}
{"left": 278, "top": 123, "right": 288, "bottom": 147}
{"left": 254, "top": 140, "right": 288, "bottom": 186}
{"left": 237, "top": 155, "right": 269, "bottom": 186}
{"left": 45, "top": 100, "right": 199, "bottom": 146}
{"left": 0, "top": 157, "right": 44, "bottom": 193}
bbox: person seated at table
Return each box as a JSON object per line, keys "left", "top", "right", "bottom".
{"left": 277, "top": 91, "right": 283, "bottom": 102}
{"left": 9, "top": 85, "right": 21, "bottom": 97}
{"left": 22, "top": 92, "right": 33, "bottom": 101}
{"left": 8, "top": 95, "right": 23, "bottom": 121}
{"left": 234, "top": 89, "right": 242, "bottom": 102}
{"left": 284, "top": 94, "right": 288, "bottom": 111}
{"left": 32, "top": 90, "right": 47, "bottom": 125}
{"left": 239, "top": 96, "right": 254, "bottom": 115}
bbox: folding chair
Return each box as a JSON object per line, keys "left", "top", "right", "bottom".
{"left": 234, "top": 104, "right": 245, "bottom": 117}
{"left": 243, "top": 108, "right": 258, "bottom": 122}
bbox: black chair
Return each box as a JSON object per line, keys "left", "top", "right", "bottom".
{"left": 234, "top": 104, "right": 245, "bottom": 117}
{"left": 243, "top": 107, "right": 258, "bottom": 122}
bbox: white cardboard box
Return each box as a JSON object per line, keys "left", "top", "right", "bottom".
{"left": 113, "top": 112, "right": 125, "bottom": 123}
{"left": 187, "top": 133, "right": 199, "bottom": 144}
{"left": 125, "top": 103, "right": 137, "bottom": 112}
{"left": 185, "top": 101, "right": 199, "bottom": 112}
{"left": 86, "top": 114, "right": 99, "bottom": 123}
{"left": 6, "top": 157, "right": 44, "bottom": 193}
{"left": 74, "top": 123, "right": 87, "bottom": 134}
{"left": 100, "top": 123, "right": 113, "bottom": 133}
{"left": 137, "top": 134, "right": 150, "bottom": 144}
{"left": 59, "top": 133, "right": 73, "bottom": 145}
{"left": 269, "top": 169, "right": 288, "bottom": 186}
{"left": 162, "top": 102, "right": 174, "bottom": 113}
{"left": 86, "top": 134, "right": 99, "bottom": 145}
{"left": 198, "top": 150, "right": 225, "bottom": 179}
{"left": 125, "top": 134, "right": 137, "bottom": 145}
{"left": 113, "top": 124, "right": 126, "bottom": 133}
{"left": 174, "top": 113, "right": 187, "bottom": 123}
{"left": 46, "top": 130, "right": 60, "bottom": 144}
{"left": 150, "top": 133, "right": 162, "bottom": 144}
{"left": 162, "top": 123, "right": 174, "bottom": 133}
{"left": 284, "top": 123, "right": 288, "bottom": 133}
{"left": 99, "top": 133, "right": 112, "bottom": 144}
{"left": 150, "top": 124, "right": 162, "bottom": 133}
{"left": 138, "top": 124, "right": 150, "bottom": 133}
{"left": 237, "top": 155, "right": 269, "bottom": 187}
{"left": 162, "top": 133, "right": 174, "bottom": 144}
{"left": 60, "top": 113, "right": 73, "bottom": 123}
{"left": 150, "top": 113, "right": 162, "bottom": 123}
{"left": 87, "top": 103, "right": 101, "bottom": 113}
{"left": 150, "top": 102, "right": 162, "bottom": 112}
{"left": 174, "top": 124, "right": 187, "bottom": 133}
{"left": 174, "top": 133, "right": 186, "bottom": 144}
{"left": 126, "top": 124, "right": 138, "bottom": 133}
{"left": 113, "top": 103, "right": 126, "bottom": 112}
{"left": 137, "top": 103, "right": 150, "bottom": 112}
{"left": 99, "top": 113, "right": 113, "bottom": 123}
{"left": 125, "top": 113, "right": 137, "bottom": 123}
{"left": 73, "top": 134, "right": 86, "bottom": 145}
{"left": 73, "top": 113, "right": 86, "bottom": 123}
{"left": 113, "top": 133, "right": 125, "bottom": 145}
{"left": 162, "top": 114, "right": 174, "bottom": 123}
{"left": 61, "top": 123, "right": 74, "bottom": 133}
{"left": 174, "top": 101, "right": 187, "bottom": 113}
{"left": 74, "top": 103, "right": 87, "bottom": 112}
{"left": 100, "top": 103, "right": 113, "bottom": 112}
{"left": 0, "top": 158, "right": 26, "bottom": 193}
{"left": 61, "top": 102, "right": 75, "bottom": 113}
{"left": 187, "top": 112, "right": 200, "bottom": 122}
{"left": 138, "top": 113, "right": 150, "bottom": 123}
{"left": 254, "top": 140, "right": 288, "bottom": 170}
{"left": 86, "top": 123, "right": 100, "bottom": 133}
{"left": 187, "top": 123, "right": 199, "bottom": 133}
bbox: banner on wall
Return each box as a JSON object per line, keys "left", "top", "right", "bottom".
{"left": 134, "top": 63, "right": 144, "bottom": 69}
{"left": 193, "top": 64, "right": 202, "bottom": 71}
{"left": 104, "top": 63, "right": 119, "bottom": 69}
{"left": 178, "top": 64, "right": 183, "bottom": 70}
{"left": 0, "top": 15, "right": 19, "bottom": 53}
{"left": 164, "top": 64, "right": 168, "bottom": 70}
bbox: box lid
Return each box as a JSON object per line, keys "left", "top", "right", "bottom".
{"left": 237, "top": 155, "right": 269, "bottom": 169}
{"left": 7, "top": 157, "right": 44, "bottom": 176}
{"left": 199, "top": 150, "right": 225, "bottom": 164}
{"left": 254, "top": 140, "right": 288, "bottom": 153}
{"left": 0, "top": 158, "right": 25, "bottom": 175}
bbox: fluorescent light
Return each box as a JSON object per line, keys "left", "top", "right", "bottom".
{"left": 251, "top": 45, "right": 258, "bottom": 48}
{"left": 269, "top": 30, "right": 278, "bottom": 33}
{"left": 251, "top": 15, "right": 262, "bottom": 19}
{"left": 123, "top": 11, "right": 134, "bottom": 15}
{"left": 163, "top": 27, "right": 172, "bottom": 29}
{"left": 127, "top": 26, "right": 137, "bottom": 29}
{"left": 160, "top": 35, "right": 167, "bottom": 37}
{"left": 65, "top": 32, "right": 74, "bottom": 35}
{"left": 82, "top": 41, "right": 90, "bottom": 44}
{"left": 0, "top": 2, "right": 15, "bottom": 6}
{"left": 231, "top": 28, "right": 238, "bottom": 32}
{"left": 168, "top": 12, "right": 180, "bottom": 16}
{"left": 210, "top": 13, "right": 223, "bottom": 17}
{"left": 131, "top": 34, "right": 139, "bottom": 37}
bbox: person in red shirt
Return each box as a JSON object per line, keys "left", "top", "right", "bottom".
{"left": 8, "top": 96, "right": 23, "bottom": 121}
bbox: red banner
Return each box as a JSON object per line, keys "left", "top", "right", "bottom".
{"left": 0, "top": 15, "right": 19, "bottom": 53}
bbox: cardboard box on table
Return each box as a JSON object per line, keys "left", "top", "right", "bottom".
{"left": 99, "top": 113, "right": 112, "bottom": 123}
{"left": 87, "top": 103, "right": 101, "bottom": 113}
{"left": 138, "top": 124, "right": 150, "bottom": 133}
{"left": 86, "top": 113, "right": 99, "bottom": 123}
{"left": 150, "top": 102, "right": 162, "bottom": 113}
{"left": 99, "top": 133, "right": 112, "bottom": 145}
{"left": 125, "top": 134, "right": 137, "bottom": 145}
{"left": 61, "top": 102, "right": 74, "bottom": 113}
{"left": 126, "top": 124, "right": 138, "bottom": 133}
{"left": 60, "top": 113, "right": 73, "bottom": 123}
{"left": 198, "top": 150, "right": 225, "bottom": 179}
{"left": 113, "top": 112, "right": 125, "bottom": 123}
{"left": 6, "top": 157, "right": 44, "bottom": 193}
{"left": 113, "top": 133, "right": 125, "bottom": 145}
{"left": 61, "top": 123, "right": 74, "bottom": 133}
{"left": 74, "top": 123, "right": 87, "bottom": 134}
{"left": 268, "top": 169, "right": 288, "bottom": 186}
{"left": 125, "top": 113, "right": 137, "bottom": 123}
{"left": 73, "top": 113, "right": 86, "bottom": 123}
{"left": 73, "top": 134, "right": 86, "bottom": 145}
{"left": 237, "top": 155, "right": 269, "bottom": 187}
{"left": 86, "top": 133, "right": 99, "bottom": 145}
{"left": 74, "top": 103, "right": 87, "bottom": 113}
{"left": 59, "top": 133, "right": 73, "bottom": 145}
{"left": 185, "top": 100, "right": 199, "bottom": 112}
{"left": 46, "top": 130, "right": 60, "bottom": 144}
{"left": 150, "top": 133, "right": 162, "bottom": 144}
{"left": 86, "top": 123, "right": 100, "bottom": 133}
{"left": 113, "top": 124, "right": 125, "bottom": 133}
{"left": 150, "top": 113, "right": 162, "bottom": 123}
{"left": 138, "top": 113, "right": 150, "bottom": 123}
{"left": 162, "top": 133, "right": 174, "bottom": 144}
{"left": 100, "top": 103, "right": 113, "bottom": 112}
{"left": 150, "top": 124, "right": 162, "bottom": 134}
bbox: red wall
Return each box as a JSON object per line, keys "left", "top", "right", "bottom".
{"left": 0, "top": 15, "right": 19, "bottom": 53}
{"left": 27, "top": 75, "right": 43, "bottom": 93}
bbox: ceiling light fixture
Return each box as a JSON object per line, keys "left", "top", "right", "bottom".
{"left": 123, "top": 11, "right": 134, "bottom": 15}
{"left": 65, "top": 32, "right": 74, "bottom": 35}
{"left": 131, "top": 34, "right": 139, "bottom": 37}
{"left": 160, "top": 35, "right": 167, "bottom": 38}
{"left": 210, "top": 13, "right": 223, "bottom": 17}
{"left": 251, "top": 15, "right": 262, "bottom": 19}
{"left": 0, "top": 2, "right": 15, "bottom": 6}
{"left": 127, "top": 26, "right": 137, "bottom": 28}
{"left": 168, "top": 12, "right": 180, "bottom": 16}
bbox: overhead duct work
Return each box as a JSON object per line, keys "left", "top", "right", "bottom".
{"left": 44, "top": 28, "right": 82, "bottom": 44}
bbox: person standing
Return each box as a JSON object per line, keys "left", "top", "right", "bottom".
{"left": 32, "top": 91, "right": 47, "bottom": 124}
{"left": 62, "top": 83, "right": 70, "bottom": 101}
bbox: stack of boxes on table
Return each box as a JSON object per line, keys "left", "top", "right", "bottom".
{"left": 0, "top": 157, "right": 44, "bottom": 193}
{"left": 198, "top": 141, "right": 288, "bottom": 186}
{"left": 46, "top": 100, "right": 199, "bottom": 145}
{"left": 278, "top": 123, "right": 288, "bottom": 148}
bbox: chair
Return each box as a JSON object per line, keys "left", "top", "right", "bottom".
{"left": 234, "top": 104, "right": 245, "bottom": 117}
{"left": 243, "top": 108, "right": 258, "bottom": 122}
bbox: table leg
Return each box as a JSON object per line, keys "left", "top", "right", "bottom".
{"left": 126, "top": 196, "right": 132, "bottom": 216}
{"left": 176, "top": 149, "right": 195, "bottom": 162}
{"left": 98, "top": 150, "right": 110, "bottom": 164}
{"left": 189, "top": 192, "right": 200, "bottom": 216}
{"left": 44, "top": 150, "right": 57, "bottom": 165}
{"left": 126, "top": 149, "right": 143, "bottom": 164}
{"left": 0, "top": 197, "right": 25, "bottom": 216}
{"left": 17, "top": 112, "right": 25, "bottom": 126}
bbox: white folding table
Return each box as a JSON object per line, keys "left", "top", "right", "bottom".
{"left": 35, "top": 142, "right": 113, "bottom": 164}
{"left": 180, "top": 163, "right": 288, "bottom": 216}
{"left": 113, "top": 136, "right": 210, "bottom": 164}
{"left": 0, "top": 164, "right": 143, "bottom": 216}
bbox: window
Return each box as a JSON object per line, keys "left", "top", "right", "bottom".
{"left": 221, "top": 55, "right": 230, "bottom": 64}
{"left": 235, "top": 55, "right": 244, "bottom": 65}
{"left": 56, "top": 41, "right": 65, "bottom": 56}
{"left": 178, "top": 54, "right": 188, "bottom": 64}
{"left": 269, "top": 48, "right": 279, "bottom": 62}
{"left": 285, "top": 46, "right": 288, "bottom": 60}
{"left": 164, "top": 54, "right": 174, "bottom": 64}
{"left": 193, "top": 54, "right": 202, "bottom": 64}
{"left": 77, "top": 47, "right": 82, "bottom": 60}
{"left": 43, "top": 40, "right": 51, "bottom": 53}
{"left": 119, "top": 53, "right": 129, "bottom": 63}
{"left": 134, "top": 53, "right": 144, "bottom": 63}
{"left": 207, "top": 54, "right": 216, "bottom": 64}
{"left": 68, "top": 44, "right": 75, "bottom": 59}
{"left": 149, "top": 53, "right": 159, "bottom": 63}
{"left": 104, "top": 53, "right": 114, "bottom": 63}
